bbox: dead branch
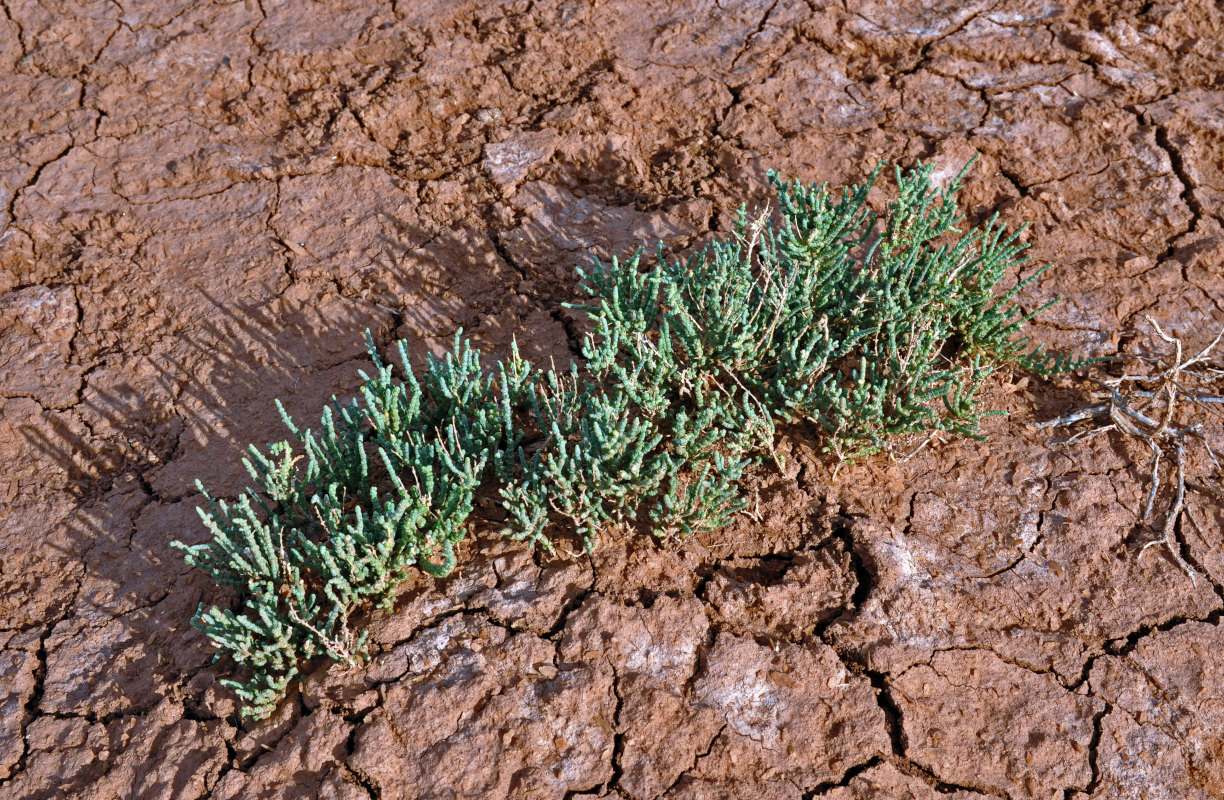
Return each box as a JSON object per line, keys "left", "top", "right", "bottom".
{"left": 1043, "top": 316, "right": 1224, "bottom": 585}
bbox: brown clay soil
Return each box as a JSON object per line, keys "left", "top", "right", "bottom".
{"left": 2, "top": 1, "right": 1224, "bottom": 798}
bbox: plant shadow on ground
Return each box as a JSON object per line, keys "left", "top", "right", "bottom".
{"left": 9, "top": 217, "right": 592, "bottom": 794}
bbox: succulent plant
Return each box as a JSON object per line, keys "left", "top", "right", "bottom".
{"left": 175, "top": 160, "right": 1084, "bottom": 718}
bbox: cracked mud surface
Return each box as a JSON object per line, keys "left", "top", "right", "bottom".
{"left": 2, "top": 1, "right": 1223, "bottom": 798}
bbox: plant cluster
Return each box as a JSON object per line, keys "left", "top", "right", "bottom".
{"left": 175, "top": 160, "right": 1079, "bottom": 718}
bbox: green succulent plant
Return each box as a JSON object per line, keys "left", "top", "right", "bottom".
{"left": 175, "top": 159, "right": 1085, "bottom": 718}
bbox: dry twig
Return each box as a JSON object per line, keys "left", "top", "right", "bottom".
{"left": 1042, "top": 316, "right": 1224, "bottom": 584}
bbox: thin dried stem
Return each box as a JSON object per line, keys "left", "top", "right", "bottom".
{"left": 1047, "top": 318, "right": 1224, "bottom": 585}
{"left": 1138, "top": 439, "right": 1195, "bottom": 585}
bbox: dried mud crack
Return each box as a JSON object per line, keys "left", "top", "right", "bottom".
{"left": 4, "top": 0, "right": 1224, "bottom": 798}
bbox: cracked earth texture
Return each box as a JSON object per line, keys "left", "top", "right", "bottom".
{"left": 1, "top": 0, "right": 1222, "bottom": 798}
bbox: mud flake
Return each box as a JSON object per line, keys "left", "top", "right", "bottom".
{"left": 891, "top": 648, "right": 1101, "bottom": 799}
